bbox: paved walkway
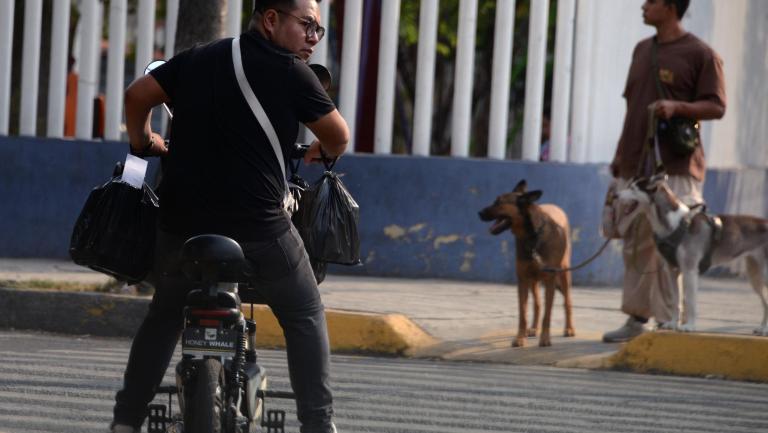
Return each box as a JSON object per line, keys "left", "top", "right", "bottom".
{"left": 1, "top": 258, "right": 765, "bottom": 367}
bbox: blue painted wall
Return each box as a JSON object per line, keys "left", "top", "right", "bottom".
{"left": 1, "top": 136, "right": 765, "bottom": 286}
{"left": 316, "top": 154, "right": 624, "bottom": 285}
{"left": 0, "top": 137, "right": 159, "bottom": 258}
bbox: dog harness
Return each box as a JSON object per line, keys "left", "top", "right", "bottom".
{"left": 654, "top": 207, "right": 722, "bottom": 273}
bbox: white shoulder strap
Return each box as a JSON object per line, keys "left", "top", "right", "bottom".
{"left": 231, "top": 37, "right": 287, "bottom": 183}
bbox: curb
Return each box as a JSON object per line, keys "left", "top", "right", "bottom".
{"left": 607, "top": 331, "right": 768, "bottom": 382}
{"left": 244, "top": 305, "right": 438, "bottom": 355}
{"left": 0, "top": 287, "right": 437, "bottom": 355}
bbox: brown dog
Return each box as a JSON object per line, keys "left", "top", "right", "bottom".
{"left": 478, "top": 180, "right": 575, "bottom": 347}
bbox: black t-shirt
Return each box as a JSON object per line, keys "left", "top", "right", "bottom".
{"left": 151, "top": 30, "right": 335, "bottom": 241}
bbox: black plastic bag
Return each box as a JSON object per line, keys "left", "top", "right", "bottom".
{"left": 289, "top": 171, "right": 327, "bottom": 284}
{"left": 69, "top": 162, "right": 159, "bottom": 283}
{"left": 296, "top": 167, "right": 360, "bottom": 266}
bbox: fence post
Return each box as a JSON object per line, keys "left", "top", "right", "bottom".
{"left": 373, "top": 0, "right": 401, "bottom": 154}
{"left": 338, "top": 0, "right": 363, "bottom": 153}
{"left": 105, "top": 0, "right": 127, "bottom": 141}
{"left": 46, "top": 0, "right": 71, "bottom": 138}
{"left": 450, "top": 0, "right": 477, "bottom": 157}
{"left": 226, "top": 0, "right": 243, "bottom": 37}
{"left": 521, "top": 0, "right": 550, "bottom": 161}
{"left": 487, "top": 0, "right": 516, "bottom": 159}
{"left": 569, "top": 0, "right": 595, "bottom": 163}
{"left": 75, "top": 0, "right": 99, "bottom": 139}
{"left": 20, "top": 0, "right": 43, "bottom": 136}
{"left": 412, "top": 0, "right": 439, "bottom": 156}
{"left": 549, "top": 0, "right": 576, "bottom": 162}
{"left": 0, "top": 0, "right": 15, "bottom": 135}
{"left": 134, "top": 0, "right": 156, "bottom": 82}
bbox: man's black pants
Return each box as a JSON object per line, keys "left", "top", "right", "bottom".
{"left": 112, "top": 225, "right": 334, "bottom": 433}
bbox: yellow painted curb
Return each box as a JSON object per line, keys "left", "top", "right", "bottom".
{"left": 608, "top": 332, "right": 768, "bottom": 382}
{"left": 242, "top": 305, "right": 438, "bottom": 355}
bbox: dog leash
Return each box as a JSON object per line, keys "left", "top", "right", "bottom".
{"left": 539, "top": 116, "right": 660, "bottom": 275}
{"left": 540, "top": 237, "right": 612, "bottom": 273}
{"left": 622, "top": 109, "right": 665, "bottom": 276}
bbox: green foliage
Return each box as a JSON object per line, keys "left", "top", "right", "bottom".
{"left": 394, "top": 0, "right": 559, "bottom": 157}
{"left": 399, "top": 0, "right": 497, "bottom": 58}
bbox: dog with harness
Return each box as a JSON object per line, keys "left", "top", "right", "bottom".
{"left": 478, "top": 180, "right": 576, "bottom": 347}
{"left": 618, "top": 173, "right": 768, "bottom": 335}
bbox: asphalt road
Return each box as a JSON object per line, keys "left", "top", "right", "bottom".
{"left": 0, "top": 330, "right": 767, "bottom": 433}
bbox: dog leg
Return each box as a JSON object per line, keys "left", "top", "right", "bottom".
{"left": 745, "top": 255, "right": 768, "bottom": 336}
{"left": 539, "top": 280, "right": 556, "bottom": 347}
{"left": 514, "top": 282, "right": 529, "bottom": 347}
{"left": 528, "top": 281, "right": 541, "bottom": 337}
{"left": 678, "top": 269, "right": 698, "bottom": 332}
{"left": 560, "top": 270, "right": 575, "bottom": 337}
{"left": 655, "top": 268, "right": 683, "bottom": 331}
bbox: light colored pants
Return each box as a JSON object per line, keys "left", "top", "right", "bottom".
{"left": 616, "top": 175, "right": 703, "bottom": 322}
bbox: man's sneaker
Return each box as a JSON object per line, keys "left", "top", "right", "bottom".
{"left": 111, "top": 424, "right": 139, "bottom": 433}
{"left": 602, "top": 316, "right": 647, "bottom": 343}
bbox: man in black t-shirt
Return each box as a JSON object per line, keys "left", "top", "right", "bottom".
{"left": 111, "top": 1, "right": 348, "bottom": 432}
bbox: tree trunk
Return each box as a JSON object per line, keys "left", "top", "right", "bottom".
{"left": 174, "top": 0, "right": 227, "bottom": 53}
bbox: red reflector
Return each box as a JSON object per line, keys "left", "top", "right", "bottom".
{"left": 189, "top": 308, "right": 235, "bottom": 317}
{"left": 199, "top": 319, "right": 220, "bottom": 327}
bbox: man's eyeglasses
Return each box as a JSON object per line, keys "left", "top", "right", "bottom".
{"left": 275, "top": 10, "right": 326, "bottom": 41}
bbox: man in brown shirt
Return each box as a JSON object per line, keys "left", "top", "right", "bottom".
{"left": 603, "top": 0, "right": 726, "bottom": 342}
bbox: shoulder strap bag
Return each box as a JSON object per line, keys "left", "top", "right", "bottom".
{"left": 231, "top": 36, "right": 300, "bottom": 214}
{"left": 651, "top": 38, "right": 700, "bottom": 157}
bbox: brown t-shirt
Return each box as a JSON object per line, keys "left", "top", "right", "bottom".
{"left": 611, "top": 33, "right": 726, "bottom": 181}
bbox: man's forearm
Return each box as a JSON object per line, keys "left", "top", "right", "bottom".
{"left": 126, "top": 113, "right": 152, "bottom": 154}
{"left": 677, "top": 100, "right": 725, "bottom": 121}
{"left": 123, "top": 74, "right": 171, "bottom": 156}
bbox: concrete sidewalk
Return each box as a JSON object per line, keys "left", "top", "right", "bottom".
{"left": 2, "top": 258, "right": 767, "bottom": 381}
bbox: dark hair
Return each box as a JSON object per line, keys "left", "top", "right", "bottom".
{"left": 664, "top": 0, "right": 690, "bottom": 20}
{"left": 253, "top": 0, "right": 322, "bottom": 13}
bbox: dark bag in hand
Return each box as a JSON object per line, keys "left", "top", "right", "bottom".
{"left": 69, "top": 162, "right": 159, "bottom": 283}
{"left": 295, "top": 158, "right": 360, "bottom": 266}
{"left": 288, "top": 170, "right": 328, "bottom": 284}
{"left": 657, "top": 117, "right": 699, "bottom": 156}
{"left": 651, "top": 38, "right": 699, "bottom": 157}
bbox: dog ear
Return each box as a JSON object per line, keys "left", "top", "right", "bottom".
{"left": 513, "top": 180, "right": 527, "bottom": 193}
{"left": 527, "top": 190, "right": 543, "bottom": 202}
{"left": 517, "top": 190, "right": 543, "bottom": 205}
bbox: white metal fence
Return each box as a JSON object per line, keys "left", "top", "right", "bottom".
{"left": 0, "top": 0, "right": 611, "bottom": 163}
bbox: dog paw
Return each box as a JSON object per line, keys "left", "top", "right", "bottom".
{"left": 753, "top": 327, "right": 768, "bottom": 336}
{"left": 526, "top": 328, "right": 539, "bottom": 337}
{"left": 678, "top": 323, "right": 696, "bottom": 332}
{"left": 563, "top": 328, "right": 576, "bottom": 337}
{"left": 512, "top": 337, "right": 527, "bottom": 347}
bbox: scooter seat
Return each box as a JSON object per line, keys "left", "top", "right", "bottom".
{"left": 180, "top": 234, "right": 246, "bottom": 283}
